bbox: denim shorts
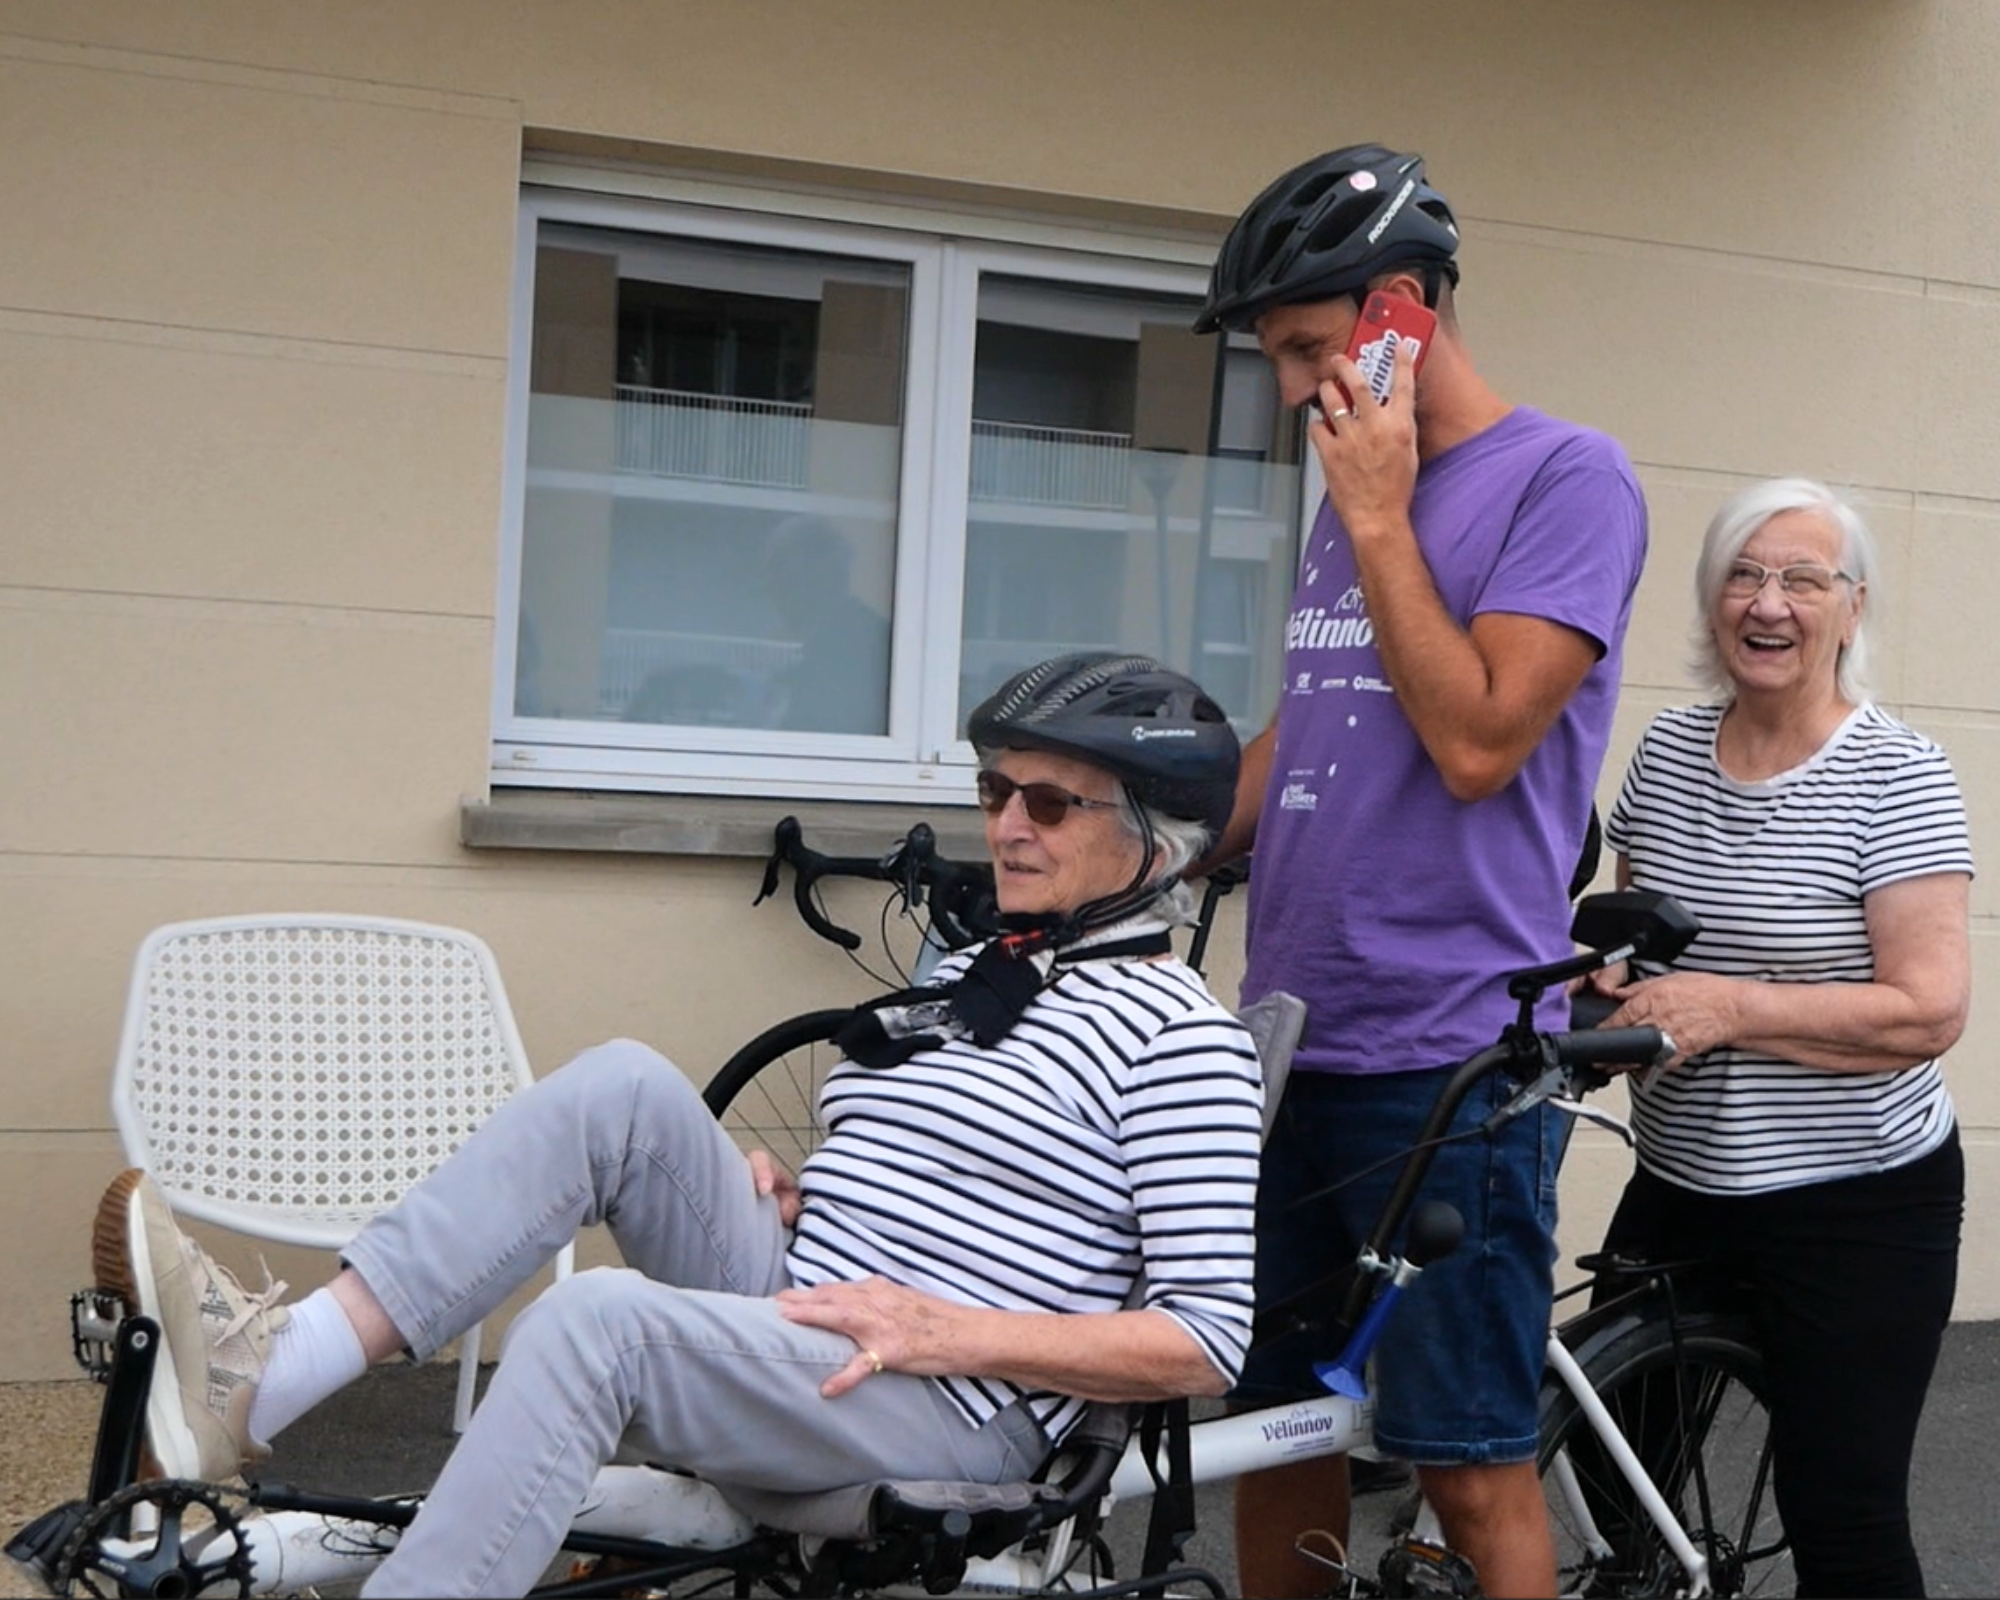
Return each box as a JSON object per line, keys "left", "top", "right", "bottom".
{"left": 1232, "top": 1067, "right": 1561, "bottom": 1464}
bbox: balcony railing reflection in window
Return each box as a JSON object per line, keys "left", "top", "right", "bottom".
{"left": 614, "top": 385, "right": 813, "bottom": 487}
{"left": 969, "top": 420, "right": 1134, "bottom": 510}
{"left": 599, "top": 626, "right": 803, "bottom": 723}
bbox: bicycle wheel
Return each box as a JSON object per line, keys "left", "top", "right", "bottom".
{"left": 703, "top": 1009, "right": 849, "bottom": 1175}
{"left": 1539, "top": 1309, "right": 1791, "bottom": 1598}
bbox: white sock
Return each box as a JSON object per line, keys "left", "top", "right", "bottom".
{"left": 247, "top": 1287, "right": 368, "bottom": 1444}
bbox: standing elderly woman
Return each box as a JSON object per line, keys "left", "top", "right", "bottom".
{"left": 90, "top": 653, "right": 1265, "bottom": 1599}
{"left": 1588, "top": 478, "right": 1974, "bottom": 1598}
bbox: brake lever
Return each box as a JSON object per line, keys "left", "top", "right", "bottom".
{"left": 1482, "top": 1064, "right": 1568, "bottom": 1134}
{"left": 753, "top": 816, "right": 803, "bottom": 907}
{"left": 896, "top": 822, "right": 936, "bottom": 913}
{"left": 1551, "top": 1095, "right": 1635, "bottom": 1148}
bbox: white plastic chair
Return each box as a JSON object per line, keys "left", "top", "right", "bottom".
{"left": 108, "top": 913, "right": 575, "bottom": 1432}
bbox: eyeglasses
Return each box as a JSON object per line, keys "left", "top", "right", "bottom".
{"left": 1722, "top": 559, "right": 1856, "bottom": 600}
{"left": 975, "top": 769, "right": 1123, "bottom": 827}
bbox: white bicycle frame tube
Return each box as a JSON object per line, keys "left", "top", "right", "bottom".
{"left": 1546, "top": 1445, "right": 1614, "bottom": 1564}
{"left": 120, "top": 1345, "right": 1719, "bottom": 1598}
{"left": 566, "top": 1464, "right": 761, "bottom": 1547}
{"left": 1107, "top": 1392, "right": 1370, "bottom": 1499}
{"left": 231, "top": 1510, "right": 405, "bottom": 1594}
{"left": 1543, "top": 1334, "right": 1712, "bottom": 1597}
{"left": 179, "top": 1469, "right": 763, "bottom": 1597}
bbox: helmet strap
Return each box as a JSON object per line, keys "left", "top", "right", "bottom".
{"left": 1052, "top": 792, "right": 1187, "bottom": 943}
{"left": 847, "top": 889, "right": 1169, "bottom": 1061}
{"left": 992, "top": 785, "right": 1177, "bottom": 954}
{"left": 1350, "top": 264, "right": 1447, "bottom": 312}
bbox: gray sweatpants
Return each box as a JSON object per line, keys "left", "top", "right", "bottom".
{"left": 343, "top": 1038, "right": 1049, "bottom": 1598}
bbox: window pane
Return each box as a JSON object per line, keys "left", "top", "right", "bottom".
{"left": 958, "top": 277, "right": 1299, "bottom": 734}
{"left": 515, "top": 223, "right": 905, "bottom": 737}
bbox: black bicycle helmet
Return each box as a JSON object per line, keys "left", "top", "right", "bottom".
{"left": 967, "top": 652, "right": 1240, "bottom": 843}
{"left": 1194, "top": 144, "right": 1461, "bottom": 334}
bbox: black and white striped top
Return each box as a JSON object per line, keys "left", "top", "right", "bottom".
{"left": 786, "top": 949, "right": 1264, "bottom": 1444}
{"left": 1606, "top": 702, "right": 1974, "bottom": 1195}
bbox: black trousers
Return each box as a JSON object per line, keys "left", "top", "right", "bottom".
{"left": 1602, "top": 1129, "right": 1963, "bottom": 1599}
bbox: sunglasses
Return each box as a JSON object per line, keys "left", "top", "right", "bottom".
{"left": 975, "top": 769, "right": 1123, "bottom": 827}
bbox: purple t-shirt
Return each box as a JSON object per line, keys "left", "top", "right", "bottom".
{"left": 1242, "top": 407, "right": 1646, "bottom": 1076}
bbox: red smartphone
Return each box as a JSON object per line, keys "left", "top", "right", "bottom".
{"left": 1338, "top": 290, "right": 1436, "bottom": 407}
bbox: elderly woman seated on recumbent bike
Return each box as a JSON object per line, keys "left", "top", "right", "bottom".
{"left": 92, "top": 653, "right": 1265, "bottom": 1600}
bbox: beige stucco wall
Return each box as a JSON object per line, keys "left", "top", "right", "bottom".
{"left": 1, "top": 0, "right": 1996, "bottom": 1379}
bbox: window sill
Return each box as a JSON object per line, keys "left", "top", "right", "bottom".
{"left": 460, "top": 789, "right": 988, "bottom": 861}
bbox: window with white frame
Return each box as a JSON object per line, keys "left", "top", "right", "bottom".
{"left": 492, "top": 187, "right": 1306, "bottom": 805}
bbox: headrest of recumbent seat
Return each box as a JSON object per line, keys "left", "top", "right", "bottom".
{"left": 1235, "top": 990, "right": 1304, "bottom": 1142}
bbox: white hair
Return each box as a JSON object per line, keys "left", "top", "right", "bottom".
{"left": 1116, "top": 801, "right": 1209, "bottom": 927}
{"left": 1689, "top": 477, "right": 1876, "bottom": 704}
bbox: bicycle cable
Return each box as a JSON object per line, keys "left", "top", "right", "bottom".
{"left": 811, "top": 878, "right": 902, "bottom": 991}
{"left": 1281, "top": 1040, "right": 1608, "bottom": 1212}
{"left": 1282, "top": 1121, "right": 1495, "bottom": 1212}
{"left": 876, "top": 892, "right": 911, "bottom": 987}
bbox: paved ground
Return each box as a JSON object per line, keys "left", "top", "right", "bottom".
{"left": 7, "top": 1322, "right": 1999, "bottom": 1595}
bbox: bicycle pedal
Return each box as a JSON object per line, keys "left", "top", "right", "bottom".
{"left": 70, "top": 1287, "right": 129, "bottom": 1382}
{"left": 1378, "top": 1536, "right": 1479, "bottom": 1598}
{"left": 5, "top": 1499, "right": 93, "bottom": 1587}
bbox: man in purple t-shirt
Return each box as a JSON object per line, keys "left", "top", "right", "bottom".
{"left": 1194, "top": 146, "right": 1647, "bottom": 1598}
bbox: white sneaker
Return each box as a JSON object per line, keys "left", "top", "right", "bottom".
{"left": 93, "top": 1169, "right": 290, "bottom": 1482}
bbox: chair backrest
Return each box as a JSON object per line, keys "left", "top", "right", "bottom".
{"left": 110, "top": 914, "right": 535, "bottom": 1249}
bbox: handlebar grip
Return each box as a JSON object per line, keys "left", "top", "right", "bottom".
{"left": 1567, "top": 988, "right": 1620, "bottom": 1031}
{"left": 1551, "top": 1026, "right": 1672, "bottom": 1070}
{"left": 1207, "top": 857, "right": 1251, "bottom": 890}
{"left": 791, "top": 875, "right": 863, "bottom": 951}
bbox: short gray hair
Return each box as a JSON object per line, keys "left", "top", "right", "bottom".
{"left": 1690, "top": 477, "right": 1876, "bottom": 704}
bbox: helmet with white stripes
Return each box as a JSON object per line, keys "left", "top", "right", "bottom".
{"left": 967, "top": 653, "right": 1240, "bottom": 844}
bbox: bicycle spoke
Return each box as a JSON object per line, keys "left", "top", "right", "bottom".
{"left": 705, "top": 1012, "right": 845, "bottom": 1176}
{"left": 1541, "top": 1314, "right": 1792, "bottom": 1597}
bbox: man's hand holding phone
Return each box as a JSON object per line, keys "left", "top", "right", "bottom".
{"left": 1308, "top": 338, "right": 1422, "bottom": 544}
{"left": 1311, "top": 289, "right": 1436, "bottom": 419}
{"left": 1345, "top": 289, "right": 1436, "bottom": 404}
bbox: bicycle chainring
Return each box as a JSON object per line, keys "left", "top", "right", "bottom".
{"left": 56, "top": 1477, "right": 254, "bottom": 1599}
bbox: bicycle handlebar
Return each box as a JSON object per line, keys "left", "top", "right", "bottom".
{"left": 755, "top": 818, "right": 1251, "bottom": 977}
{"left": 753, "top": 815, "right": 1000, "bottom": 954}
{"left": 1335, "top": 1019, "right": 1671, "bottom": 1331}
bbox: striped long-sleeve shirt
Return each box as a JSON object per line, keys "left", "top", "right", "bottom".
{"left": 1606, "top": 701, "right": 1974, "bottom": 1195}
{"left": 785, "top": 949, "right": 1263, "bottom": 1445}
